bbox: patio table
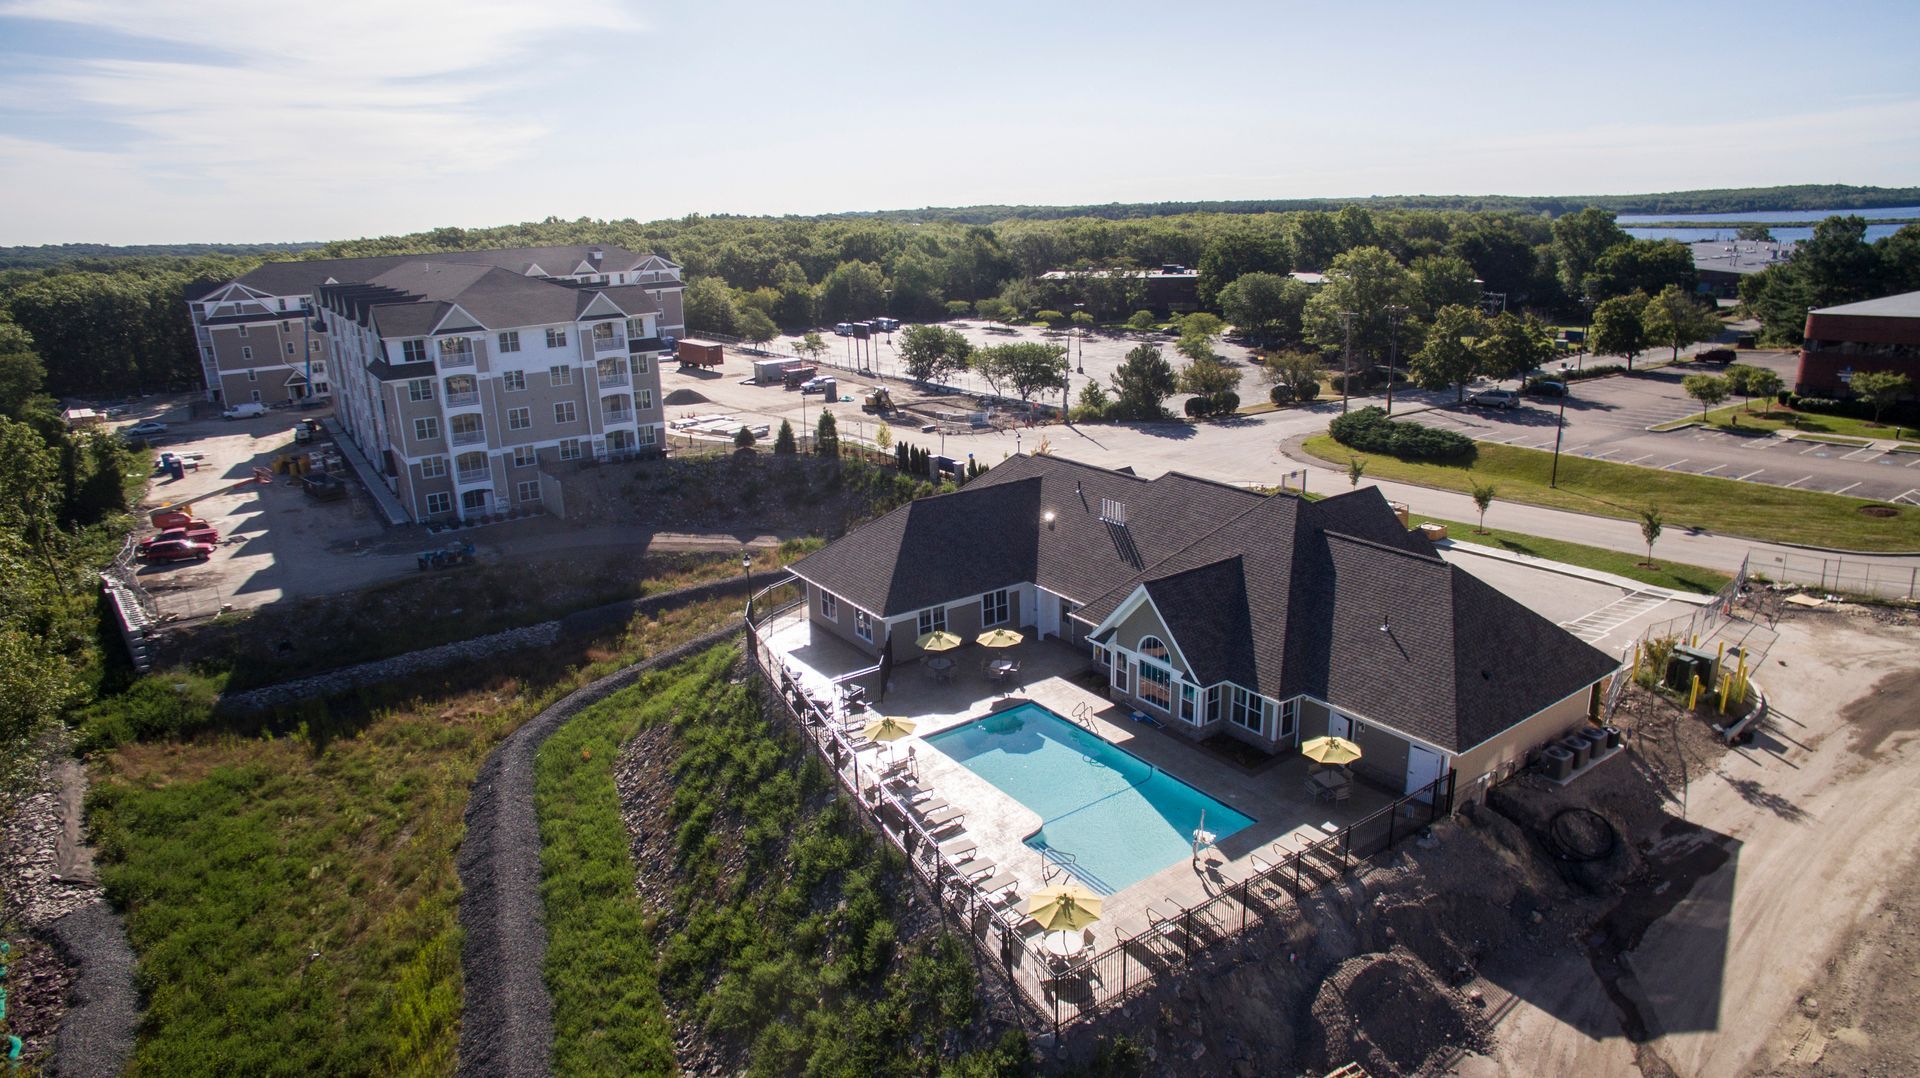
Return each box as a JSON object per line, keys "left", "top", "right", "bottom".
{"left": 1044, "top": 929, "right": 1081, "bottom": 957}
{"left": 1307, "top": 769, "right": 1350, "bottom": 800}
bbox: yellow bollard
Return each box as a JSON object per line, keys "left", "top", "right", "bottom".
{"left": 1718, "top": 673, "right": 1731, "bottom": 714}
{"left": 1688, "top": 674, "right": 1702, "bottom": 711}
{"left": 1733, "top": 653, "right": 1750, "bottom": 705}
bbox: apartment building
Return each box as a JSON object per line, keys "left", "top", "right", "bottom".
{"left": 187, "top": 245, "right": 685, "bottom": 522}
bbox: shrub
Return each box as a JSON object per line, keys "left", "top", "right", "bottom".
{"left": 1329, "top": 406, "right": 1476, "bottom": 462}
{"left": 1213, "top": 390, "right": 1239, "bottom": 414}
{"left": 1184, "top": 395, "right": 1211, "bottom": 418}
{"left": 1269, "top": 383, "right": 1293, "bottom": 406}
{"left": 1562, "top": 363, "right": 1624, "bottom": 382}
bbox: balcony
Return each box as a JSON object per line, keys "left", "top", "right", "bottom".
{"left": 451, "top": 426, "right": 487, "bottom": 447}
{"left": 591, "top": 333, "right": 627, "bottom": 353}
{"left": 455, "top": 466, "right": 491, "bottom": 485}
{"left": 439, "top": 347, "right": 476, "bottom": 369}
{"left": 598, "top": 371, "right": 629, "bottom": 389}
{"left": 444, "top": 390, "right": 480, "bottom": 407}
{"left": 602, "top": 409, "right": 634, "bottom": 425}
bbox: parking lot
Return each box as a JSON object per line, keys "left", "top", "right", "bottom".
{"left": 1438, "top": 547, "right": 1693, "bottom": 653}
{"left": 1415, "top": 359, "right": 1920, "bottom": 504}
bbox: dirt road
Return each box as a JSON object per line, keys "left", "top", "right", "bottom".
{"left": 1485, "top": 611, "right": 1920, "bottom": 1077}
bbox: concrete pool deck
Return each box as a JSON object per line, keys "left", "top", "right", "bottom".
{"left": 760, "top": 609, "right": 1397, "bottom": 966}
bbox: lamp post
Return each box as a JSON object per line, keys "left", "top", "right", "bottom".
{"left": 1073, "top": 303, "right": 1086, "bottom": 373}
{"left": 1549, "top": 381, "right": 1571, "bottom": 488}
{"left": 741, "top": 549, "right": 754, "bottom": 618}
{"left": 1338, "top": 310, "right": 1357, "bottom": 415}
{"left": 1384, "top": 304, "right": 1407, "bottom": 416}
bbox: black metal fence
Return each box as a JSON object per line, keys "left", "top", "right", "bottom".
{"left": 744, "top": 585, "right": 1457, "bottom": 1032}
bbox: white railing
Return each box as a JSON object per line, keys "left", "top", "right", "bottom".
{"left": 439, "top": 349, "right": 475, "bottom": 368}
{"left": 592, "top": 334, "right": 627, "bottom": 352}
{"left": 444, "top": 390, "right": 479, "bottom": 407}
{"left": 603, "top": 409, "right": 634, "bottom": 425}
{"left": 455, "top": 466, "right": 491, "bottom": 484}
{"left": 451, "top": 426, "right": 487, "bottom": 446}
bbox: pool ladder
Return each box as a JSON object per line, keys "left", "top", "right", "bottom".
{"left": 1069, "top": 702, "right": 1095, "bottom": 731}
{"left": 1041, "top": 847, "right": 1080, "bottom": 883}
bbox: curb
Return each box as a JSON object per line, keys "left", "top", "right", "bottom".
{"left": 1438, "top": 538, "right": 1715, "bottom": 603}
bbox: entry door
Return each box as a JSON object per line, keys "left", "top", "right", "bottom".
{"left": 1406, "top": 745, "right": 1448, "bottom": 800}
{"left": 1327, "top": 711, "right": 1351, "bottom": 740}
{"left": 1037, "top": 592, "right": 1060, "bottom": 639}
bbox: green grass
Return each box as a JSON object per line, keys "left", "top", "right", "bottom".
{"left": 1306, "top": 434, "right": 1920, "bottom": 551}
{"left": 86, "top": 596, "right": 745, "bottom": 1075}
{"left": 1654, "top": 402, "right": 1915, "bottom": 440}
{"left": 536, "top": 645, "right": 1028, "bottom": 1076}
{"left": 1415, "top": 515, "right": 1731, "bottom": 593}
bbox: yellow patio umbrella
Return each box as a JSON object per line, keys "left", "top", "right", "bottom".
{"left": 917, "top": 630, "right": 963, "bottom": 652}
{"left": 1300, "top": 735, "right": 1363, "bottom": 767}
{"left": 1025, "top": 883, "right": 1103, "bottom": 932}
{"left": 861, "top": 715, "right": 917, "bottom": 742}
{"left": 975, "top": 628, "right": 1025, "bottom": 648}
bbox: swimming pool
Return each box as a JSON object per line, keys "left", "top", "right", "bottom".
{"left": 924, "top": 703, "right": 1254, "bottom": 894}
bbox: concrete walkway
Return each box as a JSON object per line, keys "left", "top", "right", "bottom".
{"left": 322, "top": 418, "right": 409, "bottom": 526}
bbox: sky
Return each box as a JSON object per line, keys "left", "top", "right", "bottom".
{"left": 1, "top": 0, "right": 1917, "bottom": 246}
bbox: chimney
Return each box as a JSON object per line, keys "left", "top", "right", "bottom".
{"left": 589, "top": 247, "right": 604, "bottom": 265}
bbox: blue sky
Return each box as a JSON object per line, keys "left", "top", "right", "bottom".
{"left": 1, "top": 0, "right": 1916, "bottom": 245}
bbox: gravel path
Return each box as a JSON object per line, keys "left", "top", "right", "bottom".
{"left": 455, "top": 622, "right": 745, "bottom": 1078}
{"left": 44, "top": 901, "right": 137, "bottom": 1077}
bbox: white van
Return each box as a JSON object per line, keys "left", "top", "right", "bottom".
{"left": 223, "top": 402, "right": 268, "bottom": 420}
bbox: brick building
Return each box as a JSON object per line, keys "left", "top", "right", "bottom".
{"left": 1796, "top": 290, "right": 1920, "bottom": 396}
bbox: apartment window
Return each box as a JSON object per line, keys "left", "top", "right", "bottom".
{"left": 414, "top": 416, "right": 440, "bottom": 441}
{"left": 314, "top": 382, "right": 329, "bottom": 395}
{"left": 553, "top": 401, "right": 577, "bottom": 424}
{"left": 1205, "top": 685, "right": 1223, "bottom": 723}
{"left": 1139, "top": 635, "right": 1170, "bottom": 661}
{"left": 425, "top": 491, "right": 451, "bottom": 515}
{"left": 460, "top": 490, "right": 488, "bottom": 512}
{"left": 855, "top": 610, "right": 873, "bottom": 643}
{"left": 636, "top": 425, "right": 656, "bottom": 447}
{"left": 242, "top": 346, "right": 254, "bottom": 361}
{"left": 403, "top": 339, "right": 428, "bottom": 363}
{"left": 545, "top": 329, "right": 567, "bottom": 348}
{"left": 982, "top": 589, "right": 1010, "bottom": 627}
{"left": 916, "top": 606, "right": 947, "bottom": 636}
{"left": 282, "top": 321, "right": 293, "bottom": 333}
{"left": 512, "top": 445, "right": 537, "bottom": 467}
{"left": 245, "top": 366, "right": 256, "bottom": 380}
{"left": 420, "top": 455, "right": 447, "bottom": 478}
{"left": 626, "top": 316, "right": 647, "bottom": 338}
{"left": 237, "top": 324, "right": 248, "bottom": 338}
{"left": 497, "top": 331, "right": 521, "bottom": 353}
{"left": 557, "top": 438, "right": 583, "bottom": 461}
{"left": 502, "top": 370, "right": 526, "bottom": 392}
{"left": 633, "top": 353, "right": 650, "bottom": 374}
{"left": 312, "top": 361, "right": 326, "bottom": 374}
{"left": 1180, "top": 683, "right": 1198, "bottom": 724}
{"left": 1277, "top": 698, "right": 1299, "bottom": 741}
{"left": 407, "top": 378, "right": 433, "bottom": 401}
{"left": 250, "top": 389, "right": 261, "bottom": 402}
{"left": 820, "top": 592, "right": 838, "bottom": 621}
{"left": 309, "top": 340, "right": 321, "bottom": 353}
{"left": 285, "top": 342, "right": 296, "bottom": 355}
{"left": 1136, "top": 651, "right": 1173, "bottom": 712}
{"left": 507, "top": 407, "right": 531, "bottom": 431}
{"left": 1229, "top": 687, "right": 1264, "bottom": 735}
{"left": 637, "top": 389, "right": 652, "bottom": 410}
{"left": 516, "top": 480, "right": 542, "bottom": 505}
{"left": 548, "top": 365, "right": 572, "bottom": 386}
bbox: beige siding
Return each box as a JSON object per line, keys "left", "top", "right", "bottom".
{"left": 1452, "top": 685, "right": 1598, "bottom": 798}
{"left": 806, "top": 584, "right": 881, "bottom": 659}
{"left": 1108, "top": 600, "right": 1190, "bottom": 681}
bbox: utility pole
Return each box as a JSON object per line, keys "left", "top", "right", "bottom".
{"left": 1384, "top": 304, "right": 1407, "bottom": 416}
{"left": 1339, "top": 310, "right": 1356, "bottom": 415}
{"left": 1550, "top": 381, "right": 1570, "bottom": 487}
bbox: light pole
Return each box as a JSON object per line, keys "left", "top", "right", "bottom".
{"left": 1338, "top": 310, "right": 1357, "bottom": 414}
{"left": 1384, "top": 304, "right": 1407, "bottom": 416}
{"left": 1550, "top": 382, "right": 1571, "bottom": 488}
{"left": 741, "top": 549, "right": 754, "bottom": 618}
{"left": 1073, "top": 303, "right": 1086, "bottom": 373}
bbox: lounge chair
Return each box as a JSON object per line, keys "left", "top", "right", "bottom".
{"left": 973, "top": 872, "right": 1016, "bottom": 898}
{"left": 950, "top": 857, "right": 995, "bottom": 881}
{"left": 920, "top": 806, "right": 966, "bottom": 830}
{"left": 939, "top": 838, "right": 978, "bottom": 860}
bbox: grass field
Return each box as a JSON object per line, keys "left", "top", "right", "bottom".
{"left": 1653, "top": 402, "right": 1915, "bottom": 441}
{"left": 1305, "top": 434, "right": 1920, "bottom": 551}
{"left": 536, "top": 644, "right": 1028, "bottom": 1074}
{"left": 1418, "top": 516, "right": 1731, "bottom": 593}
{"left": 86, "top": 597, "right": 743, "bottom": 1075}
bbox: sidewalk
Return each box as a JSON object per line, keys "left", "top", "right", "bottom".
{"left": 323, "top": 418, "right": 410, "bottom": 526}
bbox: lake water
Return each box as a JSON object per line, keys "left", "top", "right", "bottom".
{"left": 1619, "top": 206, "right": 1917, "bottom": 244}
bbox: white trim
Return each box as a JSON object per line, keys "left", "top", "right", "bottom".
{"left": 1085, "top": 586, "right": 1199, "bottom": 679}
{"left": 1447, "top": 676, "right": 1614, "bottom": 758}
{"left": 429, "top": 304, "right": 485, "bottom": 335}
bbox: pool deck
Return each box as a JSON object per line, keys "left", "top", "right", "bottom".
{"left": 761, "top": 609, "right": 1396, "bottom": 970}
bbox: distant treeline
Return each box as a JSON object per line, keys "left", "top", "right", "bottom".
{"left": 0, "top": 241, "right": 320, "bottom": 272}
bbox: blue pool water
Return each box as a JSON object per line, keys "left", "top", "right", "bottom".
{"left": 924, "top": 703, "right": 1254, "bottom": 894}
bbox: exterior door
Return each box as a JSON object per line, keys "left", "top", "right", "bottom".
{"left": 1327, "top": 711, "right": 1351, "bottom": 740}
{"left": 1037, "top": 591, "right": 1060, "bottom": 639}
{"left": 1406, "top": 744, "right": 1448, "bottom": 800}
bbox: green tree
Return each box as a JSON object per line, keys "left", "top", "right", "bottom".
{"left": 1850, "top": 370, "right": 1913, "bottom": 425}
{"left": 1072, "top": 380, "right": 1111, "bottom": 422}
{"left": 817, "top": 260, "right": 886, "bottom": 322}
{"left": 1407, "top": 254, "right": 1482, "bottom": 320}
{"left": 0, "top": 628, "right": 78, "bottom": 772}
{"left": 795, "top": 330, "right": 829, "bottom": 365}
{"left": 1176, "top": 312, "right": 1224, "bottom": 339}
{"left": 0, "top": 352, "right": 48, "bottom": 419}
{"left": 684, "top": 276, "right": 739, "bottom": 336}
{"left": 1262, "top": 350, "right": 1322, "bottom": 403}
{"left": 814, "top": 409, "right": 840, "bottom": 456}
{"left": 1407, "top": 304, "right": 1485, "bottom": 401}
{"left": 1177, "top": 355, "right": 1242, "bottom": 399}
{"left": 1736, "top": 224, "right": 1776, "bottom": 242}
{"left": 1125, "top": 310, "right": 1156, "bottom": 331}
{"left": 1682, "top": 374, "right": 1730, "bottom": 420}
{"left": 1641, "top": 284, "right": 1722, "bottom": 361}
{"left": 1639, "top": 505, "right": 1663, "bottom": 568}
{"left": 1070, "top": 310, "right": 1095, "bottom": 333}
{"left": 1590, "top": 293, "right": 1651, "bottom": 370}
{"left": 971, "top": 342, "right": 1067, "bottom": 406}
{"left": 1474, "top": 312, "right": 1556, "bottom": 382}
{"left": 1586, "top": 239, "right": 1697, "bottom": 301}
{"left": 974, "top": 297, "right": 1015, "bottom": 326}
{"left": 874, "top": 421, "right": 892, "bottom": 452}
{"left": 944, "top": 299, "right": 973, "bottom": 319}
{"left": 1218, "top": 273, "right": 1311, "bottom": 346}
{"left": 1033, "top": 309, "right": 1066, "bottom": 327}
{"left": 1742, "top": 367, "right": 1782, "bottom": 413}
{"left": 1347, "top": 455, "right": 1367, "bottom": 488}
{"left": 772, "top": 419, "right": 797, "bottom": 455}
{"left": 1108, "top": 343, "right": 1178, "bottom": 419}
{"left": 1303, "top": 246, "right": 1413, "bottom": 370}
{"left": 735, "top": 307, "right": 778, "bottom": 351}
{"left": 1471, "top": 481, "right": 1497, "bottom": 533}
{"left": 733, "top": 425, "right": 756, "bottom": 449}
{"left": 897, "top": 325, "right": 973, "bottom": 383}
{"left": 1551, "top": 207, "right": 1629, "bottom": 300}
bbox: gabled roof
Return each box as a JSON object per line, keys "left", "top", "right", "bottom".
{"left": 790, "top": 453, "right": 1619, "bottom": 752}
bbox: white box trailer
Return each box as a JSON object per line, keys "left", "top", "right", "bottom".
{"left": 752, "top": 358, "right": 802, "bottom": 384}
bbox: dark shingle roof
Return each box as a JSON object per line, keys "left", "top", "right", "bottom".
{"left": 789, "top": 454, "right": 1619, "bottom": 751}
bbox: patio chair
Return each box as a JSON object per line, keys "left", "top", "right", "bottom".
{"left": 939, "top": 837, "right": 978, "bottom": 860}
{"left": 950, "top": 857, "right": 995, "bottom": 881}
{"left": 920, "top": 806, "right": 966, "bottom": 830}
{"left": 982, "top": 660, "right": 1007, "bottom": 684}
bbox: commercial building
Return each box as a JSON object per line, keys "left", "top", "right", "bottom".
{"left": 187, "top": 245, "right": 685, "bottom": 522}
{"left": 1036, "top": 265, "right": 1200, "bottom": 314}
{"left": 1796, "top": 289, "right": 1920, "bottom": 397}
{"left": 1690, "top": 239, "right": 1796, "bottom": 300}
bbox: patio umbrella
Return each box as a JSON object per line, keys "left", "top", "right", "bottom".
{"left": 1026, "top": 884, "right": 1103, "bottom": 932}
{"left": 1300, "top": 735, "right": 1363, "bottom": 767}
{"left": 917, "top": 630, "right": 963, "bottom": 652}
{"left": 861, "top": 715, "right": 917, "bottom": 742}
{"left": 976, "top": 628, "right": 1024, "bottom": 648}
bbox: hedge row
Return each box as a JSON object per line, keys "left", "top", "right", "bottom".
{"left": 1329, "top": 406, "right": 1477, "bottom": 462}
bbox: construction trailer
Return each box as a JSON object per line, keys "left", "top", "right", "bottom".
{"left": 752, "top": 357, "right": 802, "bottom": 384}
{"left": 676, "top": 339, "right": 725, "bottom": 369}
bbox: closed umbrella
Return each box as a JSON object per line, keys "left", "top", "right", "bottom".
{"left": 975, "top": 628, "right": 1024, "bottom": 649}
{"left": 1300, "top": 735, "right": 1363, "bottom": 767}
{"left": 1025, "top": 883, "right": 1103, "bottom": 932}
{"left": 861, "top": 716, "right": 917, "bottom": 742}
{"left": 917, "top": 630, "right": 963, "bottom": 652}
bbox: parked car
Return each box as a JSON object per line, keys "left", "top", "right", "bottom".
{"left": 799, "top": 377, "right": 832, "bottom": 394}
{"left": 124, "top": 421, "right": 169, "bottom": 437}
{"left": 1467, "top": 389, "right": 1520, "bottom": 409}
{"left": 833, "top": 322, "right": 854, "bottom": 337}
{"left": 140, "top": 538, "right": 214, "bottom": 563}
{"left": 223, "top": 402, "right": 268, "bottom": 420}
{"left": 872, "top": 317, "right": 901, "bottom": 332}
{"left": 140, "top": 525, "right": 220, "bottom": 552}
{"left": 1523, "top": 379, "right": 1568, "bottom": 398}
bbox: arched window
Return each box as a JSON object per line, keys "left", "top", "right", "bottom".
{"left": 1138, "top": 636, "right": 1169, "bottom": 660}
{"left": 1134, "top": 636, "right": 1173, "bottom": 711}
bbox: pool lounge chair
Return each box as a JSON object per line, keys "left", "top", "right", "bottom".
{"left": 920, "top": 806, "right": 966, "bottom": 830}
{"left": 949, "top": 857, "right": 995, "bottom": 881}
{"left": 939, "top": 837, "right": 978, "bottom": 860}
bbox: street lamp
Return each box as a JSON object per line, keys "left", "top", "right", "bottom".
{"left": 1338, "top": 310, "right": 1357, "bottom": 414}
{"left": 741, "top": 548, "right": 754, "bottom": 619}
{"left": 1384, "top": 304, "right": 1407, "bottom": 415}
{"left": 1073, "top": 303, "right": 1086, "bottom": 373}
{"left": 1549, "top": 381, "right": 1571, "bottom": 488}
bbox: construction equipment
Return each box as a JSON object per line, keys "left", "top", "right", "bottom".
{"left": 416, "top": 539, "right": 476, "bottom": 571}
{"left": 862, "top": 387, "right": 894, "bottom": 413}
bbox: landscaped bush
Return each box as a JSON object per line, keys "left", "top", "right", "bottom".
{"left": 1329, "top": 406, "right": 1476, "bottom": 462}
{"left": 1269, "top": 383, "right": 1293, "bottom": 405}
{"left": 1563, "top": 363, "right": 1624, "bottom": 382}
{"left": 1183, "top": 391, "right": 1240, "bottom": 418}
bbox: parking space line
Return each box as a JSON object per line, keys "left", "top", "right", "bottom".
{"left": 1783, "top": 475, "right": 1813, "bottom": 488}
{"left": 1894, "top": 489, "right": 1920, "bottom": 506}
{"left": 1697, "top": 463, "right": 1725, "bottom": 475}
{"left": 1799, "top": 444, "right": 1829, "bottom": 455}
{"left": 1661, "top": 458, "right": 1689, "bottom": 470}
{"left": 1587, "top": 448, "right": 1617, "bottom": 459}
{"left": 1735, "top": 468, "right": 1765, "bottom": 481}
{"left": 1623, "top": 454, "right": 1651, "bottom": 465}
{"left": 1832, "top": 481, "right": 1861, "bottom": 495}
{"left": 1564, "top": 443, "right": 1590, "bottom": 454}
{"left": 1841, "top": 447, "right": 1882, "bottom": 461}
